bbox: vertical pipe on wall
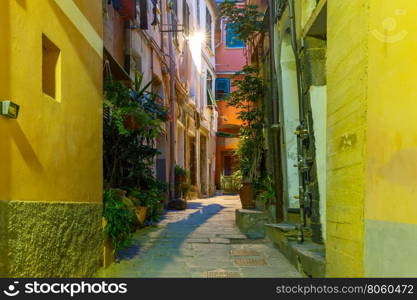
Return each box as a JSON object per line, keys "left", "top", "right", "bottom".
{"left": 267, "top": 0, "right": 285, "bottom": 222}
{"left": 288, "top": 0, "right": 306, "bottom": 242}
{"left": 168, "top": 8, "right": 176, "bottom": 201}
{"left": 288, "top": 0, "right": 305, "bottom": 122}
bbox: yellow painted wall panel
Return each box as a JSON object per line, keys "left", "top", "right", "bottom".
{"left": 366, "top": 0, "right": 417, "bottom": 225}
{"left": 73, "top": 0, "right": 103, "bottom": 36}
{"left": 326, "top": 247, "right": 363, "bottom": 277}
{"left": 326, "top": 0, "right": 369, "bottom": 277}
{"left": 0, "top": 0, "right": 103, "bottom": 203}
{"left": 327, "top": 164, "right": 365, "bottom": 209}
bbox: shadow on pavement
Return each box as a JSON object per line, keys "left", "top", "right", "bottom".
{"left": 113, "top": 201, "right": 225, "bottom": 276}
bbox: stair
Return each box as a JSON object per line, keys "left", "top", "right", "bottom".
{"left": 235, "top": 209, "right": 270, "bottom": 239}
{"left": 265, "top": 223, "right": 325, "bottom": 277}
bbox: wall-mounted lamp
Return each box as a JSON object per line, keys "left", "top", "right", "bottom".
{"left": 1, "top": 101, "right": 20, "bottom": 119}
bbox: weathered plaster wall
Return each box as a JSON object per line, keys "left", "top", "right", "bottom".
{"left": 0, "top": 0, "right": 103, "bottom": 277}
{"left": 364, "top": 0, "right": 417, "bottom": 277}
{"left": 0, "top": 201, "right": 8, "bottom": 277}
{"left": 326, "top": 0, "right": 369, "bottom": 277}
{"left": 1, "top": 201, "right": 102, "bottom": 277}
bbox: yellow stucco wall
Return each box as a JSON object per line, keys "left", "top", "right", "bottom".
{"left": 364, "top": 0, "right": 417, "bottom": 276}
{"left": 326, "top": 0, "right": 369, "bottom": 277}
{"left": 327, "top": 0, "right": 417, "bottom": 277}
{"left": 0, "top": 0, "right": 103, "bottom": 203}
{"left": 366, "top": 0, "right": 417, "bottom": 226}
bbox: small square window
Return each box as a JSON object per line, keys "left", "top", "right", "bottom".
{"left": 42, "top": 34, "right": 61, "bottom": 101}
{"left": 215, "top": 78, "right": 230, "bottom": 100}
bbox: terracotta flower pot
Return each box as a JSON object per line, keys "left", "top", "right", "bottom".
{"left": 136, "top": 206, "right": 148, "bottom": 225}
{"left": 239, "top": 182, "right": 255, "bottom": 209}
{"left": 124, "top": 115, "right": 140, "bottom": 130}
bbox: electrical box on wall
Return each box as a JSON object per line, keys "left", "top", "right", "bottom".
{"left": 1, "top": 101, "right": 20, "bottom": 119}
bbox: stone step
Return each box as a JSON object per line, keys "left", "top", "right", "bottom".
{"left": 265, "top": 223, "right": 325, "bottom": 277}
{"left": 235, "top": 209, "right": 271, "bottom": 239}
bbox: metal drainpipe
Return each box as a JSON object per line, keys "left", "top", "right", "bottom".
{"left": 288, "top": 0, "right": 306, "bottom": 242}
{"left": 288, "top": 0, "right": 305, "bottom": 121}
{"left": 267, "top": 0, "right": 285, "bottom": 223}
{"left": 168, "top": 10, "right": 176, "bottom": 202}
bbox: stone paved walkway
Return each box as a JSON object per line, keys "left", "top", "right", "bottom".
{"left": 97, "top": 195, "right": 301, "bottom": 278}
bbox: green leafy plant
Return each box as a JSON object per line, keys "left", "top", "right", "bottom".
{"left": 104, "top": 73, "right": 169, "bottom": 189}
{"left": 128, "top": 179, "right": 167, "bottom": 222}
{"left": 103, "top": 189, "right": 136, "bottom": 252}
{"left": 221, "top": 170, "right": 242, "bottom": 193}
{"left": 103, "top": 73, "right": 169, "bottom": 251}
{"left": 221, "top": 1, "right": 276, "bottom": 205}
{"left": 227, "top": 65, "right": 265, "bottom": 183}
{"left": 257, "top": 175, "right": 276, "bottom": 204}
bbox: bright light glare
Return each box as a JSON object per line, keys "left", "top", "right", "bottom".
{"left": 189, "top": 31, "right": 204, "bottom": 73}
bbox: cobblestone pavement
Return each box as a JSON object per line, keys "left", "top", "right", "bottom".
{"left": 97, "top": 195, "right": 301, "bottom": 278}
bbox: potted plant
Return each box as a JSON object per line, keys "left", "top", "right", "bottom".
{"left": 127, "top": 194, "right": 148, "bottom": 226}
{"left": 174, "top": 165, "right": 190, "bottom": 200}
{"left": 123, "top": 114, "right": 140, "bottom": 130}
{"left": 128, "top": 189, "right": 151, "bottom": 226}
{"left": 226, "top": 66, "right": 265, "bottom": 209}
{"left": 103, "top": 189, "right": 136, "bottom": 266}
{"left": 168, "top": 165, "right": 189, "bottom": 210}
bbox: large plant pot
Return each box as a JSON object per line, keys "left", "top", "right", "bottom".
{"left": 239, "top": 182, "right": 255, "bottom": 209}
{"left": 136, "top": 206, "right": 148, "bottom": 225}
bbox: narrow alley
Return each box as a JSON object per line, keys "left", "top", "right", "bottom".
{"left": 3, "top": 0, "right": 417, "bottom": 282}
{"left": 97, "top": 195, "right": 300, "bottom": 278}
